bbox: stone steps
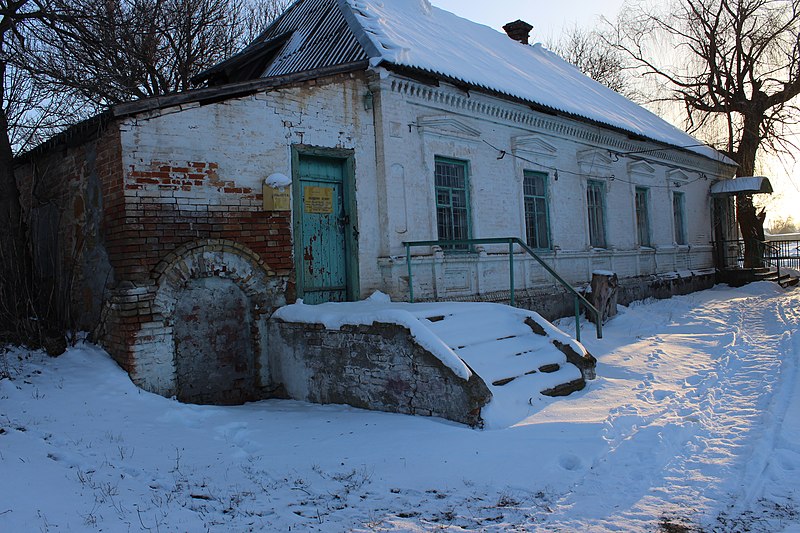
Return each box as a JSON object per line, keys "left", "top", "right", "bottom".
{"left": 722, "top": 267, "right": 799, "bottom": 288}
{"left": 422, "top": 308, "right": 593, "bottom": 400}
{"left": 421, "top": 310, "right": 535, "bottom": 348}
{"left": 755, "top": 269, "right": 800, "bottom": 288}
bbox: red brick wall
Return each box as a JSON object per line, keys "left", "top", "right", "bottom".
{"left": 13, "top": 123, "right": 123, "bottom": 331}
{"left": 15, "top": 120, "right": 295, "bottom": 379}
{"left": 98, "top": 122, "right": 126, "bottom": 272}
{"left": 110, "top": 160, "right": 292, "bottom": 283}
{"left": 98, "top": 156, "right": 294, "bottom": 376}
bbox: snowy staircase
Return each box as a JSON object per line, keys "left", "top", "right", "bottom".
{"left": 723, "top": 267, "right": 799, "bottom": 288}
{"left": 273, "top": 296, "right": 596, "bottom": 428}
{"left": 758, "top": 269, "right": 800, "bottom": 288}
{"left": 419, "top": 306, "right": 596, "bottom": 427}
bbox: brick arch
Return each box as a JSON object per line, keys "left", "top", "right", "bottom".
{"left": 152, "top": 239, "right": 277, "bottom": 319}
{"left": 132, "top": 239, "right": 286, "bottom": 403}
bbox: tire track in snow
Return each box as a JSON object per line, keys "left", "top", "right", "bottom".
{"left": 538, "top": 288, "right": 798, "bottom": 532}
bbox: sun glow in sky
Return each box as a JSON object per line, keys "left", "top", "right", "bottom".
{"left": 429, "top": 0, "right": 800, "bottom": 225}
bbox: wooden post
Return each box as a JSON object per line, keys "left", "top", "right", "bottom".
{"left": 589, "top": 271, "right": 618, "bottom": 324}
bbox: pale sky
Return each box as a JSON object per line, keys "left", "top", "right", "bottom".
{"left": 430, "top": 0, "right": 800, "bottom": 225}
{"left": 429, "top": 0, "right": 626, "bottom": 39}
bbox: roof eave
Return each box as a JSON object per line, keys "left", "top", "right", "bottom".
{"left": 115, "top": 60, "right": 369, "bottom": 118}
{"left": 338, "top": 0, "right": 382, "bottom": 60}
{"left": 15, "top": 60, "right": 370, "bottom": 163}
{"left": 380, "top": 63, "right": 735, "bottom": 169}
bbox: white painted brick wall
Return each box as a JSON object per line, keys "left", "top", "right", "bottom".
{"left": 370, "top": 72, "right": 733, "bottom": 299}
{"left": 120, "top": 75, "right": 383, "bottom": 295}
{"left": 118, "top": 70, "right": 733, "bottom": 304}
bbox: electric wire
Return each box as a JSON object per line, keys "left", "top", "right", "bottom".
{"left": 481, "top": 140, "right": 709, "bottom": 188}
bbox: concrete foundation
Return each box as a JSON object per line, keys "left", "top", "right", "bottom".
{"left": 268, "top": 320, "right": 492, "bottom": 427}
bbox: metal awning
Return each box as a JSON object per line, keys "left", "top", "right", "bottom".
{"left": 710, "top": 176, "right": 773, "bottom": 195}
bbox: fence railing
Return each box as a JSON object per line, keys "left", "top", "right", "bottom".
{"left": 402, "top": 237, "right": 602, "bottom": 342}
{"left": 765, "top": 239, "right": 800, "bottom": 270}
{"left": 714, "top": 238, "right": 800, "bottom": 271}
{"left": 762, "top": 241, "right": 781, "bottom": 280}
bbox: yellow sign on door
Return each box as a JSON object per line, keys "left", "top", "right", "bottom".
{"left": 304, "top": 186, "right": 334, "bottom": 214}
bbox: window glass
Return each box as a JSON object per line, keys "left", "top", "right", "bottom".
{"left": 673, "top": 191, "right": 687, "bottom": 245}
{"left": 587, "top": 180, "right": 607, "bottom": 248}
{"left": 435, "top": 158, "right": 471, "bottom": 250}
{"left": 523, "top": 171, "right": 551, "bottom": 249}
{"left": 635, "top": 187, "right": 651, "bottom": 247}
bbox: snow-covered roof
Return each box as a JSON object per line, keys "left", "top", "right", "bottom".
{"left": 710, "top": 176, "right": 773, "bottom": 195}
{"left": 346, "top": 0, "right": 732, "bottom": 165}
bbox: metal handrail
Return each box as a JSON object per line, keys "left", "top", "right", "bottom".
{"left": 713, "top": 238, "right": 800, "bottom": 271}
{"left": 763, "top": 239, "right": 800, "bottom": 270}
{"left": 402, "top": 237, "right": 602, "bottom": 342}
{"left": 762, "top": 240, "right": 781, "bottom": 280}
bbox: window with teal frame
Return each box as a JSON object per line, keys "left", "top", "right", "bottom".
{"left": 434, "top": 157, "right": 471, "bottom": 250}
{"left": 673, "top": 191, "right": 687, "bottom": 245}
{"left": 586, "top": 180, "right": 607, "bottom": 248}
{"left": 523, "top": 170, "right": 551, "bottom": 249}
{"left": 635, "top": 187, "right": 651, "bottom": 247}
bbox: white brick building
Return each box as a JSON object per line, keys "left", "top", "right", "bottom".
{"left": 15, "top": 0, "right": 738, "bottom": 409}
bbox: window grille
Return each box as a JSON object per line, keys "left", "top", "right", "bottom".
{"left": 587, "top": 180, "right": 607, "bottom": 248}
{"left": 523, "top": 171, "right": 551, "bottom": 249}
{"left": 635, "top": 187, "right": 651, "bottom": 247}
{"left": 673, "top": 191, "right": 687, "bottom": 245}
{"left": 435, "top": 157, "right": 471, "bottom": 250}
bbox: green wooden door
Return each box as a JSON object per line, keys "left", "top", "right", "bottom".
{"left": 298, "top": 156, "right": 348, "bottom": 304}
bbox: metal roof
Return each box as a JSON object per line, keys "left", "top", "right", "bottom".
{"left": 195, "top": 0, "right": 368, "bottom": 86}
{"left": 710, "top": 176, "right": 774, "bottom": 195}
{"left": 193, "top": 0, "right": 732, "bottom": 167}
{"left": 264, "top": 0, "right": 367, "bottom": 77}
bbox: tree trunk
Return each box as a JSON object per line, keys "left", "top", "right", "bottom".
{"left": 0, "top": 55, "right": 34, "bottom": 341}
{"left": 588, "top": 271, "right": 618, "bottom": 324}
{"left": 734, "top": 111, "right": 765, "bottom": 268}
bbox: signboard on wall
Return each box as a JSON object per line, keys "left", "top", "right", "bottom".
{"left": 304, "top": 186, "right": 334, "bottom": 214}
{"left": 262, "top": 184, "right": 291, "bottom": 211}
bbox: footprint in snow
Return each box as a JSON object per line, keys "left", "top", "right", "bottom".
{"left": 676, "top": 407, "right": 701, "bottom": 423}
{"left": 684, "top": 375, "right": 704, "bottom": 386}
{"left": 652, "top": 389, "right": 674, "bottom": 401}
{"left": 558, "top": 454, "right": 583, "bottom": 471}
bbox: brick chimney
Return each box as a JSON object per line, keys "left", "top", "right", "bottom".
{"left": 503, "top": 20, "right": 533, "bottom": 45}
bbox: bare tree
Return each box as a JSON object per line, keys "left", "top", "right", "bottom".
{"left": 768, "top": 215, "right": 798, "bottom": 234}
{"left": 548, "top": 25, "right": 631, "bottom": 96}
{"left": 239, "top": 0, "right": 292, "bottom": 44}
{"left": 4, "top": 61, "right": 83, "bottom": 150}
{"left": 23, "top": 0, "right": 291, "bottom": 106}
{"left": 1, "top": 0, "right": 290, "bottom": 343}
{"left": 613, "top": 0, "right": 800, "bottom": 266}
{"left": 0, "top": 0, "right": 59, "bottom": 342}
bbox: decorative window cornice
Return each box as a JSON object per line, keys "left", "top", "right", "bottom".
{"left": 511, "top": 134, "right": 558, "bottom": 159}
{"left": 389, "top": 77, "right": 729, "bottom": 174}
{"left": 627, "top": 160, "right": 656, "bottom": 177}
{"left": 417, "top": 114, "right": 481, "bottom": 141}
{"left": 577, "top": 148, "right": 615, "bottom": 174}
{"left": 667, "top": 168, "right": 693, "bottom": 182}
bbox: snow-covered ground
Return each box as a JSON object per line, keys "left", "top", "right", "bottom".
{"left": 1, "top": 282, "right": 799, "bottom": 532}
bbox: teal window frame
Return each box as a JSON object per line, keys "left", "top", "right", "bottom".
{"left": 434, "top": 156, "right": 472, "bottom": 251}
{"left": 586, "top": 180, "right": 607, "bottom": 248}
{"left": 635, "top": 187, "right": 651, "bottom": 247}
{"left": 673, "top": 191, "right": 687, "bottom": 245}
{"left": 523, "top": 170, "right": 552, "bottom": 250}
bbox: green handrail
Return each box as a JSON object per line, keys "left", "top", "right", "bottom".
{"left": 402, "top": 237, "right": 603, "bottom": 341}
